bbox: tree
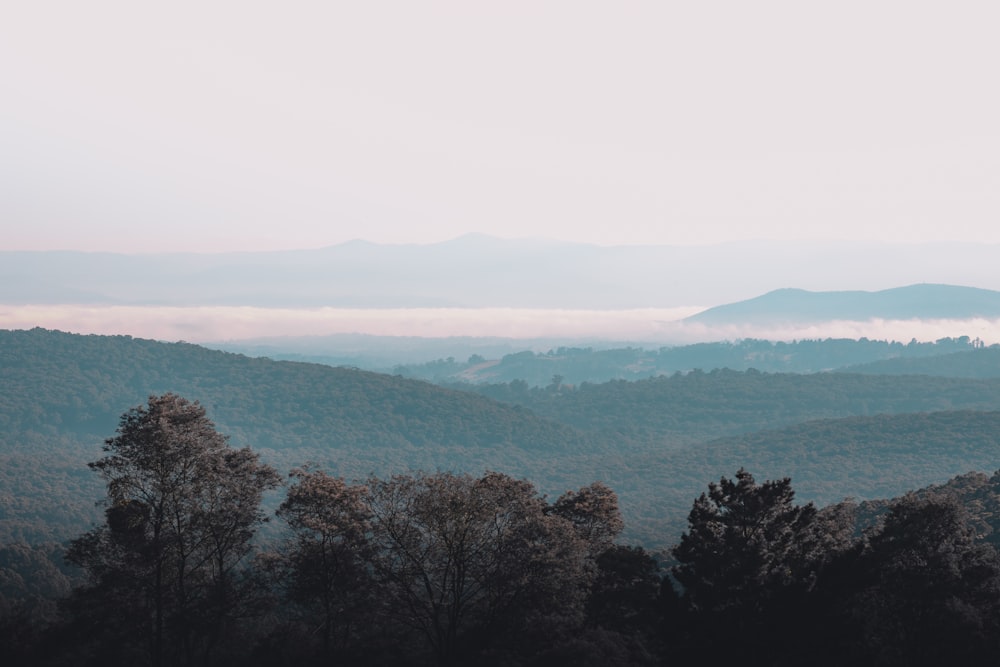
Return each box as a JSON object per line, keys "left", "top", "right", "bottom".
{"left": 845, "top": 494, "right": 1000, "bottom": 665}
{"left": 550, "top": 481, "right": 624, "bottom": 557}
{"left": 671, "top": 470, "right": 847, "bottom": 666}
{"left": 276, "top": 468, "right": 374, "bottom": 660}
{"left": 586, "top": 545, "right": 660, "bottom": 633}
{"left": 576, "top": 545, "right": 662, "bottom": 666}
{"left": 362, "top": 471, "right": 594, "bottom": 666}
{"left": 673, "top": 469, "right": 821, "bottom": 611}
{"left": 65, "top": 394, "right": 280, "bottom": 667}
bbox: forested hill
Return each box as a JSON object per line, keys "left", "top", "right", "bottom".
{"left": 238, "top": 335, "right": 995, "bottom": 386}
{"left": 461, "top": 368, "right": 1000, "bottom": 445}
{"left": 0, "top": 328, "right": 606, "bottom": 543}
{"left": 6, "top": 328, "right": 1000, "bottom": 549}
{"left": 687, "top": 410, "right": 1000, "bottom": 506}
{"left": 617, "top": 410, "right": 1000, "bottom": 544}
{"left": 0, "top": 328, "right": 592, "bottom": 454}
{"left": 844, "top": 347, "right": 1000, "bottom": 378}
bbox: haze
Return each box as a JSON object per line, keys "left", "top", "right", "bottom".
{"left": 3, "top": 1, "right": 1000, "bottom": 253}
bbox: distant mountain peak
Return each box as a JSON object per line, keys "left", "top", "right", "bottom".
{"left": 686, "top": 284, "right": 1000, "bottom": 325}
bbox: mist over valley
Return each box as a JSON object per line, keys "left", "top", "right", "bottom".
{"left": 4, "top": 236, "right": 1000, "bottom": 346}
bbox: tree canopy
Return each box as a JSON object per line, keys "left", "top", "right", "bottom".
{"left": 64, "top": 394, "right": 280, "bottom": 667}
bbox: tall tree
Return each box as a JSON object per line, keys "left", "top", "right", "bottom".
{"left": 672, "top": 469, "right": 821, "bottom": 612}
{"left": 362, "top": 471, "right": 595, "bottom": 666}
{"left": 276, "top": 468, "right": 374, "bottom": 660}
{"left": 670, "top": 469, "right": 852, "bottom": 666}
{"left": 65, "top": 393, "right": 280, "bottom": 667}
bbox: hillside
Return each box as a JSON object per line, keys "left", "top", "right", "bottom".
{"left": 380, "top": 336, "right": 990, "bottom": 386}
{"left": 689, "top": 410, "right": 1000, "bottom": 504}
{"left": 462, "top": 368, "right": 1000, "bottom": 445}
{"left": 844, "top": 347, "right": 1000, "bottom": 378}
{"left": 0, "top": 328, "right": 593, "bottom": 452}
{"left": 686, "top": 284, "right": 1000, "bottom": 325}
{"left": 614, "top": 410, "right": 1000, "bottom": 543}
{"left": 5, "top": 328, "right": 1000, "bottom": 549}
{"left": 0, "top": 328, "right": 600, "bottom": 542}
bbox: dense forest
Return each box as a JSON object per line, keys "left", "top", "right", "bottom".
{"left": 5, "top": 328, "right": 1000, "bottom": 548}
{"left": 225, "top": 335, "right": 997, "bottom": 386}
{"left": 6, "top": 393, "right": 1000, "bottom": 666}
{"left": 5, "top": 328, "right": 1000, "bottom": 663}
{"left": 457, "top": 367, "right": 1000, "bottom": 445}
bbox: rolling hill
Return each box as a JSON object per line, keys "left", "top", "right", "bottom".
{"left": 4, "top": 328, "right": 1000, "bottom": 548}
{"left": 0, "top": 328, "right": 601, "bottom": 543}
{"left": 615, "top": 410, "right": 1000, "bottom": 545}
{"left": 462, "top": 367, "right": 1000, "bottom": 445}
{"left": 844, "top": 347, "right": 1000, "bottom": 378}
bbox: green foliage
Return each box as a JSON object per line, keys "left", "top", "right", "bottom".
{"left": 0, "top": 328, "right": 593, "bottom": 454}
{"left": 8, "top": 329, "right": 1000, "bottom": 550}
{"left": 466, "top": 367, "right": 1000, "bottom": 445}
{"left": 0, "top": 328, "right": 598, "bottom": 544}
{"left": 846, "top": 346, "right": 1000, "bottom": 377}
{"left": 391, "top": 337, "right": 996, "bottom": 386}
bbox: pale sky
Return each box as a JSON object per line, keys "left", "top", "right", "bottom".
{"left": 3, "top": 1, "right": 1000, "bottom": 253}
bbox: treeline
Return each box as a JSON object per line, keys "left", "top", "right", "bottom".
{"left": 2, "top": 395, "right": 628, "bottom": 666}
{"left": 458, "top": 367, "right": 1000, "bottom": 445}
{"left": 7, "top": 395, "right": 1000, "bottom": 666}
{"left": 389, "top": 336, "right": 996, "bottom": 386}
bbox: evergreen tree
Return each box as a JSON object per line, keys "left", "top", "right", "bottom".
{"left": 671, "top": 469, "right": 849, "bottom": 666}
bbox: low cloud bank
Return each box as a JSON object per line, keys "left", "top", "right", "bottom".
{"left": 2, "top": 304, "right": 997, "bottom": 346}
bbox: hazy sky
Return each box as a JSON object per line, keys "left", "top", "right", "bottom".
{"left": 4, "top": 1, "right": 999, "bottom": 253}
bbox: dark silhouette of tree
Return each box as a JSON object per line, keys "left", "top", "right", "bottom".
{"left": 586, "top": 546, "right": 660, "bottom": 632}
{"left": 64, "top": 393, "right": 280, "bottom": 667}
{"left": 673, "top": 469, "right": 819, "bottom": 609}
{"left": 575, "top": 545, "right": 662, "bottom": 665}
{"left": 671, "top": 469, "right": 855, "bottom": 666}
{"left": 275, "top": 468, "right": 374, "bottom": 661}
{"left": 844, "top": 494, "right": 1000, "bottom": 666}
{"left": 361, "top": 471, "right": 603, "bottom": 665}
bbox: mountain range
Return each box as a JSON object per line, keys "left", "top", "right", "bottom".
{"left": 3, "top": 235, "right": 999, "bottom": 310}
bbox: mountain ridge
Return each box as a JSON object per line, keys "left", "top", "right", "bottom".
{"left": 3, "top": 237, "right": 999, "bottom": 309}
{"left": 686, "top": 283, "right": 1000, "bottom": 325}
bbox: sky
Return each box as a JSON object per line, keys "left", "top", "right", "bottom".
{"left": 3, "top": 1, "right": 1000, "bottom": 253}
